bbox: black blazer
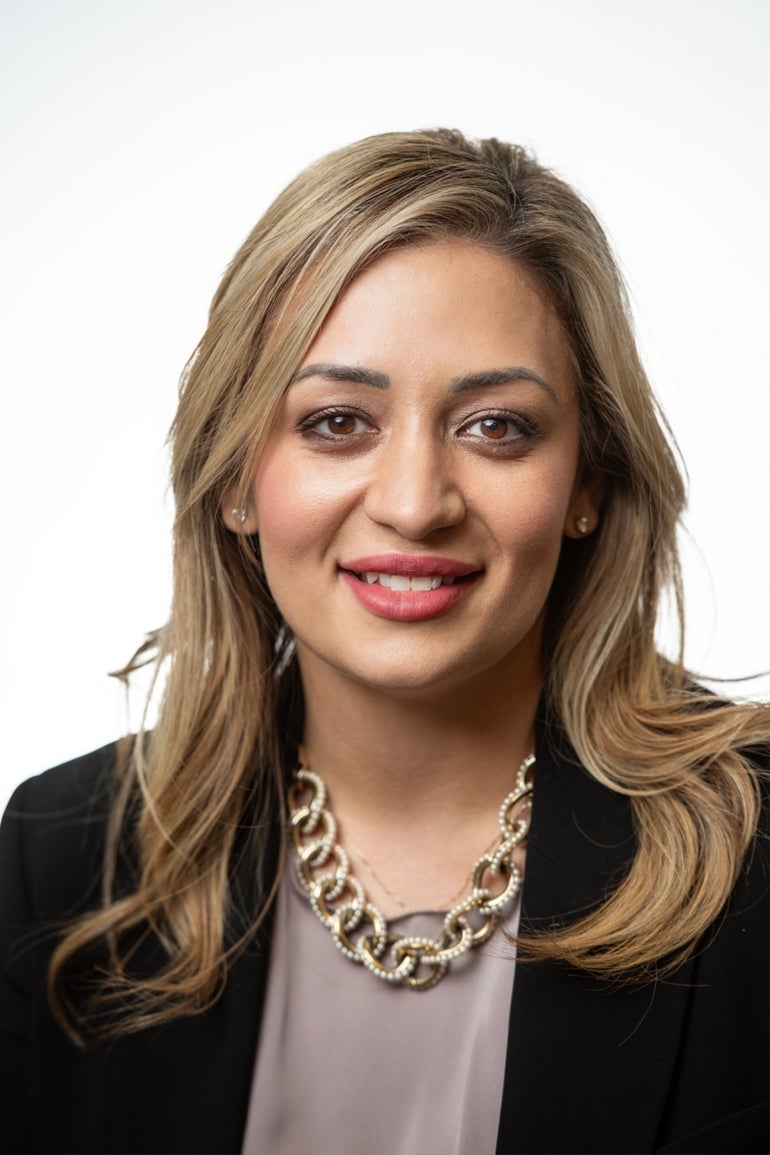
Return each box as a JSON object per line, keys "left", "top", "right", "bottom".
{"left": 1, "top": 725, "right": 767, "bottom": 1155}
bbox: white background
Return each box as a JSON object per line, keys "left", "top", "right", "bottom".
{"left": 1, "top": 0, "right": 768, "bottom": 811}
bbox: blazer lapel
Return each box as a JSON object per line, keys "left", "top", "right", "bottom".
{"left": 496, "top": 721, "right": 694, "bottom": 1154}
{"left": 100, "top": 940, "right": 270, "bottom": 1154}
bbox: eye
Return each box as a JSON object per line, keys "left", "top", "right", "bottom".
{"left": 298, "top": 408, "right": 374, "bottom": 440}
{"left": 319, "top": 413, "right": 361, "bottom": 435}
{"left": 460, "top": 412, "right": 539, "bottom": 446}
{"left": 467, "top": 417, "right": 512, "bottom": 440}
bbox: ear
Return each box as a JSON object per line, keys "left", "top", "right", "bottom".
{"left": 220, "top": 491, "right": 259, "bottom": 535}
{"left": 563, "top": 468, "right": 605, "bottom": 540}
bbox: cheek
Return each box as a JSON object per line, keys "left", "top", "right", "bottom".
{"left": 252, "top": 456, "right": 309, "bottom": 568}
{"left": 252, "top": 449, "right": 349, "bottom": 570}
{"left": 486, "top": 475, "right": 575, "bottom": 606}
{"left": 494, "top": 471, "right": 574, "bottom": 550}
{"left": 504, "top": 511, "right": 564, "bottom": 581}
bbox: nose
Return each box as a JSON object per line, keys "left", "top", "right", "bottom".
{"left": 362, "top": 432, "right": 466, "bottom": 540}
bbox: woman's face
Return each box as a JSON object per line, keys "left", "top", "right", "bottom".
{"left": 228, "top": 240, "right": 600, "bottom": 698}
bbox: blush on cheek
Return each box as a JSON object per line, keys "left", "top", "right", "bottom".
{"left": 252, "top": 455, "right": 356, "bottom": 633}
{"left": 252, "top": 460, "right": 319, "bottom": 564}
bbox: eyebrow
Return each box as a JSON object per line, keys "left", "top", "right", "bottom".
{"left": 289, "top": 362, "right": 557, "bottom": 401}
{"left": 448, "top": 367, "right": 558, "bottom": 402}
{"left": 290, "top": 363, "right": 390, "bottom": 389}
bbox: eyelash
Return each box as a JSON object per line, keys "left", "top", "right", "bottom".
{"left": 297, "top": 407, "right": 374, "bottom": 440}
{"left": 461, "top": 411, "right": 542, "bottom": 448}
{"left": 297, "top": 407, "right": 543, "bottom": 451}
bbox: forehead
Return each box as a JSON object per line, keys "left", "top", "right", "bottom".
{"left": 300, "top": 240, "right": 575, "bottom": 389}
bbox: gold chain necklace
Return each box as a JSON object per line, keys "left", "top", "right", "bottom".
{"left": 288, "top": 752, "right": 535, "bottom": 990}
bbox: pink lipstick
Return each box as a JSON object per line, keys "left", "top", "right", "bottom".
{"left": 339, "top": 554, "right": 480, "bottom": 621}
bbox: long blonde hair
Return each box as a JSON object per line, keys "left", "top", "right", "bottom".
{"left": 50, "top": 129, "right": 768, "bottom": 1037}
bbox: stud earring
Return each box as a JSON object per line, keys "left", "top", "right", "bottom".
{"left": 574, "top": 516, "right": 590, "bottom": 534}
{"left": 231, "top": 508, "right": 248, "bottom": 524}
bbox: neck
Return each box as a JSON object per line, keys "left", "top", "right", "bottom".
{"left": 309, "top": 688, "right": 535, "bottom": 804}
{"left": 300, "top": 651, "right": 539, "bottom": 805}
{"left": 291, "top": 647, "right": 539, "bottom": 914}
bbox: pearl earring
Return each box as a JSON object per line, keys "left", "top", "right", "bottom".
{"left": 574, "top": 516, "right": 590, "bottom": 534}
{"left": 231, "top": 508, "right": 248, "bottom": 524}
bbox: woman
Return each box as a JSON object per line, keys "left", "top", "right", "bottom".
{"left": 1, "top": 129, "right": 767, "bottom": 1155}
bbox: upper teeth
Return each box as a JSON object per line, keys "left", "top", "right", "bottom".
{"left": 362, "top": 572, "right": 455, "bottom": 590}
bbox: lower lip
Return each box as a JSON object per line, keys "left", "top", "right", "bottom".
{"left": 340, "top": 571, "right": 478, "bottom": 621}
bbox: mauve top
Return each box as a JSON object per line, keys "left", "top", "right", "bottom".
{"left": 241, "top": 856, "right": 521, "bottom": 1155}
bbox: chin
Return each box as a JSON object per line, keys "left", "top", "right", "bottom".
{"left": 306, "top": 640, "right": 534, "bottom": 700}
{"left": 331, "top": 655, "right": 459, "bottom": 695}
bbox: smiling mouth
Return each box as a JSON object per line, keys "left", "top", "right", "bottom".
{"left": 346, "top": 570, "right": 476, "bottom": 591}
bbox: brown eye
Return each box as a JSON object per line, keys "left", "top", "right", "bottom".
{"left": 326, "top": 414, "right": 357, "bottom": 435}
{"left": 459, "top": 413, "right": 538, "bottom": 449}
{"left": 299, "top": 409, "right": 374, "bottom": 441}
{"left": 478, "top": 418, "right": 509, "bottom": 439}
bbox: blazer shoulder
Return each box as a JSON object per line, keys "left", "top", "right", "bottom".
{"left": 6, "top": 741, "right": 121, "bottom": 813}
{"left": 0, "top": 741, "right": 125, "bottom": 921}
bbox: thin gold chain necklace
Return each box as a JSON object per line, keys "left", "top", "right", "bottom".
{"left": 344, "top": 829, "right": 504, "bottom": 912}
{"left": 288, "top": 752, "right": 535, "bottom": 990}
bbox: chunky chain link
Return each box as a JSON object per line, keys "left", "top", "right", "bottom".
{"left": 288, "top": 753, "right": 535, "bottom": 990}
